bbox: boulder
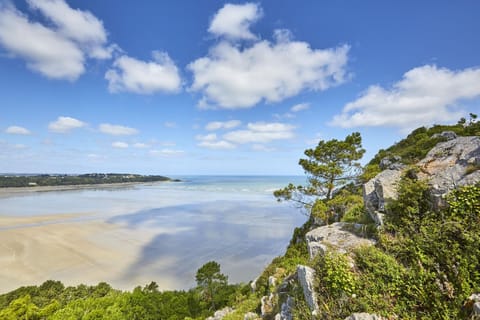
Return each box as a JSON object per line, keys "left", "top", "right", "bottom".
{"left": 206, "top": 307, "right": 234, "bottom": 320}
{"left": 363, "top": 169, "right": 403, "bottom": 225}
{"left": 344, "top": 313, "right": 383, "bottom": 320}
{"left": 296, "top": 265, "right": 319, "bottom": 315}
{"left": 305, "top": 222, "right": 375, "bottom": 259}
{"left": 274, "top": 296, "right": 294, "bottom": 320}
{"left": 417, "top": 136, "right": 480, "bottom": 209}
{"left": 261, "top": 293, "right": 276, "bottom": 317}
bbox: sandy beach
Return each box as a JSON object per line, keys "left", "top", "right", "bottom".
{"left": 0, "top": 181, "right": 171, "bottom": 199}
{"left": 0, "top": 213, "right": 180, "bottom": 293}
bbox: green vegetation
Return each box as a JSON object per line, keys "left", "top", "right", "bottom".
{"left": 0, "top": 263, "right": 247, "bottom": 320}
{"left": 0, "top": 173, "right": 176, "bottom": 188}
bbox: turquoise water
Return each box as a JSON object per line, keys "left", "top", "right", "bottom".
{"left": 0, "top": 176, "right": 307, "bottom": 289}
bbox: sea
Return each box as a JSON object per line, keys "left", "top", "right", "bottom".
{"left": 0, "top": 175, "right": 307, "bottom": 290}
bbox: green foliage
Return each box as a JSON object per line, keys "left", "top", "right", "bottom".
{"left": 274, "top": 132, "right": 365, "bottom": 214}
{"left": 312, "top": 252, "right": 358, "bottom": 319}
{"left": 0, "top": 264, "right": 243, "bottom": 320}
{"left": 0, "top": 173, "right": 172, "bottom": 188}
{"left": 195, "top": 261, "right": 229, "bottom": 311}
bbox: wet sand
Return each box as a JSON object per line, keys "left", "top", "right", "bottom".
{"left": 0, "top": 181, "right": 171, "bottom": 199}
{"left": 0, "top": 214, "right": 179, "bottom": 293}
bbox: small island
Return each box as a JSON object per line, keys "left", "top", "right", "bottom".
{"left": 0, "top": 173, "right": 178, "bottom": 188}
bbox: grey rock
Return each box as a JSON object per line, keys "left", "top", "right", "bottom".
{"left": 363, "top": 169, "right": 403, "bottom": 225}
{"left": 344, "top": 313, "right": 383, "bottom": 320}
{"left": 296, "top": 265, "right": 319, "bottom": 314}
{"left": 418, "top": 136, "right": 480, "bottom": 210}
{"left": 250, "top": 277, "right": 258, "bottom": 292}
{"left": 474, "top": 302, "right": 480, "bottom": 316}
{"left": 261, "top": 293, "right": 275, "bottom": 317}
{"left": 206, "top": 307, "right": 234, "bottom": 320}
{"left": 268, "top": 275, "right": 277, "bottom": 287}
{"left": 305, "top": 222, "right": 375, "bottom": 259}
{"left": 432, "top": 131, "right": 457, "bottom": 141}
{"left": 243, "top": 312, "right": 258, "bottom": 320}
{"left": 379, "top": 155, "right": 403, "bottom": 170}
{"left": 470, "top": 293, "right": 480, "bottom": 302}
{"left": 275, "top": 296, "right": 294, "bottom": 320}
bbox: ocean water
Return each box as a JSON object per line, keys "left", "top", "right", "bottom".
{"left": 0, "top": 176, "right": 308, "bottom": 290}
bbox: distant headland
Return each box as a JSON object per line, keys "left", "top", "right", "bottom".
{"left": 0, "top": 173, "right": 180, "bottom": 188}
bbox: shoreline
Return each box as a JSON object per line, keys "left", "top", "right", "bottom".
{"left": 0, "top": 181, "right": 175, "bottom": 199}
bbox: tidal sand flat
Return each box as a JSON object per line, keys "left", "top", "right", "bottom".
{"left": 0, "top": 176, "right": 305, "bottom": 293}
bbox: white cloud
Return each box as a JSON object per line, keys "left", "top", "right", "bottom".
{"left": 149, "top": 148, "right": 185, "bottom": 157}
{"left": 291, "top": 103, "right": 310, "bottom": 112}
{"left": 196, "top": 133, "right": 235, "bottom": 150}
{"left": 5, "top": 126, "right": 31, "bottom": 135}
{"left": 0, "top": 1, "right": 115, "bottom": 80}
{"left": 105, "top": 51, "right": 181, "bottom": 94}
{"left": 27, "top": 0, "right": 112, "bottom": 59}
{"left": 0, "top": 5, "right": 84, "bottom": 80}
{"left": 112, "top": 141, "right": 128, "bottom": 149}
{"left": 48, "top": 116, "right": 86, "bottom": 133}
{"left": 189, "top": 37, "right": 349, "bottom": 109}
{"left": 133, "top": 142, "right": 149, "bottom": 148}
{"left": 223, "top": 122, "right": 295, "bottom": 144}
{"left": 331, "top": 65, "right": 480, "bottom": 130}
{"left": 205, "top": 120, "right": 242, "bottom": 131}
{"left": 99, "top": 123, "right": 138, "bottom": 136}
{"left": 208, "top": 3, "right": 262, "bottom": 40}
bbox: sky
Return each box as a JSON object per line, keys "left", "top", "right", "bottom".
{"left": 0, "top": 0, "right": 479, "bottom": 175}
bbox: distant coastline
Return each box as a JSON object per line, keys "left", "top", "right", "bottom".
{"left": 0, "top": 174, "right": 180, "bottom": 198}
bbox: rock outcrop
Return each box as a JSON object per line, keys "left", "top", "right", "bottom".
{"left": 418, "top": 136, "right": 480, "bottom": 209}
{"left": 260, "top": 293, "right": 276, "bottom": 317}
{"left": 296, "top": 265, "right": 319, "bottom": 315}
{"left": 274, "top": 296, "right": 294, "bottom": 320}
{"left": 305, "top": 222, "right": 375, "bottom": 259}
{"left": 363, "top": 169, "right": 403, "bottom": 225}
{"left": 364, "top": 135, "right": 480, "bottom": 224}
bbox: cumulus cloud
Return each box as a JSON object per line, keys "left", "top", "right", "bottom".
{"left": 205, "top": 120, "right": 242, "bottom": 131}
{"left": 189, "top": 37, "right": 349, "bottom": 109}
{"left": 48, "top": 116, "right": 86, "bottom": 133}
{"left": 5, "top": 126, "right": 31, "bottom": 135}
{"left": 196, "top": 133, "right": 235, "bottom": 150}
{"left": 223, "top": 122, "right": 295, "bottom": 144}
{"left": 291, "top": 103, "right": 310, "bottom": 112}
{"left": 331, "top": 65, "right": 480, "bottom": 130}
{"left": 99, "top": 123, "right": 138, "bottom": 136}
{"left": 0, "top": 5, "right": 84, "bottom": 80}
{"left": 27, "top": 0, "right": 112, "bottom": 59}
{"left": 112, "top": 141, "right": 128, "bottom": 148}
{"left": 0, "top": 1, "right": 114, "bottom": 80}
{"left": 208, "top": 3, "right": 262, "bottom": 40}
{"left": 105, "top": 51, "right": 181, "bottom": 94}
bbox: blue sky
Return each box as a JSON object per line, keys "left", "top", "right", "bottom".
{"left": 0, "top": 0, "right": 479, "bottom": 175}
